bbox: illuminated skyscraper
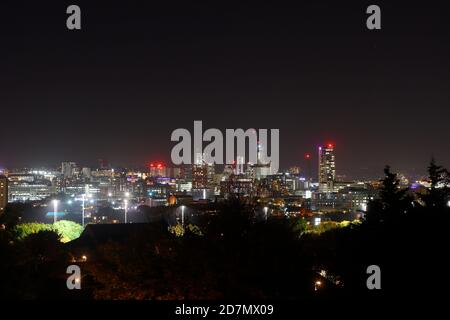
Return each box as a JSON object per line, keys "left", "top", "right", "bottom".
{"left": 0, "top": 175, "right": 8, "bottom": 214}
{"left": 318, "top": 143, "right": 336, "bottom": 191}
{"left": 192, "top": 153, "right": 208, "bottom": 188}
{"left": 255, "top": 142, "right": 271, "bottom": 178}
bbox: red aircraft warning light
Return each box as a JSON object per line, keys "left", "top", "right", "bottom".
{"left": 149, "top": 162, "right": 164, "bottom": 168}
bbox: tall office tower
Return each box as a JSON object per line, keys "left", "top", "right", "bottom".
{"left": 0, "top": 175, "right": 8, "bottom": 214}
{"left": 191, "top": 152, "right": 206, "bottom": 188}
{"left": 61, "top": 162, "right": 77, "bottom": 178}
{"left": 256, "top": 142, "right": 271, "bottom": 178}
{"left": 192, "top": 165, "right": 208, "bottom": 188}
{"left": 318, "top": 143, "right": 336, "bottom": 191}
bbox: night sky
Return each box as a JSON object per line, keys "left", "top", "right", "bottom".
{"left": 1, "top": 1, "right": 449, "bottom": 179}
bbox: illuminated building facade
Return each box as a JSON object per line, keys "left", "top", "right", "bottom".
{"left": 318, "top": 144, "right": 336, "bottom": 191}
{"left": 192, "top": 165, "right": 208, "bottom": 188}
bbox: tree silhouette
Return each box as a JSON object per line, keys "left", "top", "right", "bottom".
{"left": 421, "top": 158, "right": 449, "bottom": 210}
{"left": 366, "top": 165, "right": 411, "bottom": 223}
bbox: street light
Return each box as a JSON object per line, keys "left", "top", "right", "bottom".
{"left": 125, "top": 192, "right": 130, "bottom": 198}
{"left": 314, "top": 280, "right": 322, "bottom": 291}
{"left": 180, "top": 205, "right": 186, "bottom": 226}
{"left": 52, "top": 199, "right": 59, "bottom": 224}
{"left": 263, "top": 206, "right": 268, "bottom": 221}
{"left": 124, "top": 199, "right": 128, "bottom": 223}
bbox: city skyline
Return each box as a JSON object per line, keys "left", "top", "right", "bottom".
{"left": 0, "top": 141, "right": 440, "bottom": 181}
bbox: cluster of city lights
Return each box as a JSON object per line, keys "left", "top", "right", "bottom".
{"left": 48, "top": 190, "right": 133, "bottom": 225}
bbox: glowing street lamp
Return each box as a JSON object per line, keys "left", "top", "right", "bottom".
{"left": 263, "top": 206, "right": 268, "bottom": 221}
{"left": 314, "top": 280, "right": 322, "bottom": 291}
{"left": 124, "top": 199, "right": 128, "bottom": 223}
{"left": 52, "top": 199, "right": 59, "bottom": 224}
{"left": 180, "top": 205, "right": 186, "bottom": 226}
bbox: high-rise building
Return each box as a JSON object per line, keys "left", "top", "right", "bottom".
{"left": 255, "top": 142, "right": 271, "bottom": 178}
{"left": 192, "top": 161, "right": 208, "bottom": 189}
{"left": 0, "top": 175, "right": 8, "bottom": 214}
{"left": 318, "top": 143, "right": 336, "bottom": 191}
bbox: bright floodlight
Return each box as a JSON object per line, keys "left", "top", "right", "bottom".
{"left": 108, "top": 193, "right": 113, "bottom": 197}
{"left": 125, "top": 192, "right": 130, "bottom": 197}
{"left": 52, "top": 200, "right": 59, "bottom": 224}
